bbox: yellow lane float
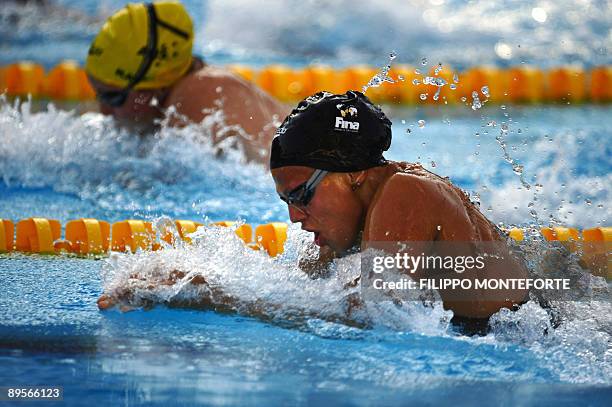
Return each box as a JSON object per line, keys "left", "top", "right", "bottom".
{"left": 580, "top": 227, "right": 611, "bottom": 278}
{"left": 15, "top": 217, "right": 61, "bottom": 254}
{"left": 1, "top": 217, "right": 608, "bottom": 278}
{"left": 1, "top": 219, "right": 15, "bottom": 252}
{"left": 2, "top": 61, "right": 611, "bottom": 104}
{"left": 0, "top": 217, "right": 287, "bottom": 258}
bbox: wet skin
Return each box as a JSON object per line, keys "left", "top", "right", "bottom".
{"left": 272, "top": 162, "right": 529, "bottom": 318}
{"left": 89, "top": 60, "right": 289, "bottom": 163}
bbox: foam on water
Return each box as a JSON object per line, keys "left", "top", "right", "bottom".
{"left": 97, "top": 222, "right": 611, "bottom": 384}
{"left": 0, "top": 97, "right": 286, "bottom": 222}
{"left": 100, "top": 222, "right": 453, "bottom": 335}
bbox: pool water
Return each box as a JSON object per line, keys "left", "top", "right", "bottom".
{"left": 0, "top": 99, "right": 610, "bottom": 405}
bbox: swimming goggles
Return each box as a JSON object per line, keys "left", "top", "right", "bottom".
{"left": 96, "top": 3, "right": 190, "bottom": 107}
{"left": 278, "top": 169, "right": 328, "bottom": 210}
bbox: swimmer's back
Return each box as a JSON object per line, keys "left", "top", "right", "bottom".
{"left": 164, "top": 64, "right": 289, "bottom": 162}
{"left": 364, "top": 161, "right": 502, "bottom": 243}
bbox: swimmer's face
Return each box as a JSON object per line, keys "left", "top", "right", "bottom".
{"left": 88, "top": 76, "right": 167, "bottom": 125}
{"left": 272, "top": 166, "right": 366, "bottom": 255}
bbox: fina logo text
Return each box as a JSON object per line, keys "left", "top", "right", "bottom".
{"left": 335, "top": 106, "right": 359, "bottom": 132}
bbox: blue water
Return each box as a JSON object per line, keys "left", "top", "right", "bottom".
{"left": 0, "top": 100, "right": 611, "bottom": 405}
{"left": 1, "top": 256, "right": 611, "bottom": 406}
{"left": 1, "top": 0, "right": 611, "bottom": 405}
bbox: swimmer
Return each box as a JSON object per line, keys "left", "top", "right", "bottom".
{"left": 271, "top": 91, "right": 529, "bottom": 320}
{"left": 85, "top": 1, "right": 288, "bottom": 163}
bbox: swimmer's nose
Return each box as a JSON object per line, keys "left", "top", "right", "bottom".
{"left": 288, "top": 205, "right": 307, "bottom": 223}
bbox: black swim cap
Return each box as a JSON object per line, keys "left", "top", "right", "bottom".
{"left": 270, "top": 91, "right": 392, "bottom": 172}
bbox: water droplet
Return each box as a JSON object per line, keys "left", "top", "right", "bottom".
{"left": 406, "top": 128, "right": 412, "bottom": 134}
{"left": 471, "top": 91, "right": 482, "bottom": 110}
{"left": 415, "top": 68, "right": 421, "bottom": 75}
{"left": 412, "top": 79, "right": 421, "bottom": 85}
{"left": 501, "top": 124, "right": 509, "bottom": 131}
{"left": 421, "top": 57, "right": 428, "bottom": 66}
{"left": 397, "top": 75, "right": 405, "bottom": 81}
{"left": 389, "top": 51, "right": 397, "bottom": 60}
{"left": 431, "top": 161, "right": 436, "bottom": 167}
{"left": 512, "top": 163, "right": 523, "bottom": 175}
{"left": 436, "top": 225, "right": 442, "bottom": 231}
{"left": 453, "top": 73, "right": 459, "bottom": 83}
{"left": 500, "top": 105, "right": 506, "bottom": 110}
{"left": 418, "top": 119, "right": 426, "bottom": 128}
{"left": 401, "top": 119, "right": 406, "bottom": 124}
{"left": 423, "top": 76, "right": 447, "bottom": 86}
{"left": 475, "top": 132, "right": 480, "bottom": 137}
{"left": 461, "top": 97, "right": 467, "bottom": 102}
{"left": 449, "top": 84, "right": 457, "bottom": 90}
{"left": 420, "top": 93, "right": 427, "bottom": 100}
{"left": 585, "top": 199, "right": 592, "bottom": 206}
{"left": 481, "top": 86, "right": 490, "bottom": 98}
{"left": 434, "top": 63, "right": 443, "bottom": 75}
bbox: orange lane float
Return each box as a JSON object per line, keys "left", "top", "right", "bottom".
{"left": 0, "top": 219, "right": 15, "bottom": 253}
{"left": 255, "top": 222, "right": 287, "bottom": 257}
{"left": 256, "top": 64, "right": 302, "bottom": 103}
{"left": 212, "top": 221, "right": 253, "bottom": 245}
{"left": 589, "top": 66, "right": 612, "bottom": 103}
{"left": 507, "top": 228, "right": 524, "bottom": 242}
{"left": 299, "top": 65, "right": 347, "bottom": 97}
{"left": 15, "top": 217, "right": 62, "bottom": 254}
{"left": 581, "top": 227, "right": 611, "bottom": 279}
{"left": 111, "top": 220, "right": 157, "bottom": 253}
{"left": 545, "top": 66, "right": 586, "bottom": 103}
{"left": 507, "top": 66, "right": 545, "bottom": 104}
{"left": 44, "top": 60, "right": 96, "bottom": 101}
{"left": 386, "top": 64, "right": 419, "bottom": 104}
{"left": 0, "top": 217, "right": 609, "bottom": 275}
{"left": 2, "top": 61, "right": 612, "bottom": 104}
{"left": 457, "top": 66, "right": 510, "bottom": 105}
{"left": 3, "top": 62, "right": 45, "bottom": 98}
{"left": 65, "top": 218, "right": 111, "bottom": 255}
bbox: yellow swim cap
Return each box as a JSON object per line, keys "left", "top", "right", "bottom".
{"left": 85, "top": 1, "right": 194, "bottom": 90}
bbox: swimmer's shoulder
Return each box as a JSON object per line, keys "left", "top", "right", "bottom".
{"left": 364, "top": 167, "right": 441, "bottom": 241}
{"left": 172, "top": 65, "right": 247, "bottom": 95}
{"left": 163, "top": 65, "right": 251, "bottom": 122}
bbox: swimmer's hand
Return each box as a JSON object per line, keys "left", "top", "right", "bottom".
{"left": 97, "top": 269, "right": 208, "bottom": 311}
{"left": 298, "top": 244, "right": 336, "bottom": 278}
{"left": 96, "top": 293, "right": 116, "bottom": 310}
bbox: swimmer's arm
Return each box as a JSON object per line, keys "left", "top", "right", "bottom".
{"left": 97, "top": 270, "right": 366, "bottom": 327}
{"left": 97, "top": 270, "right": 209, "bottom": 311}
